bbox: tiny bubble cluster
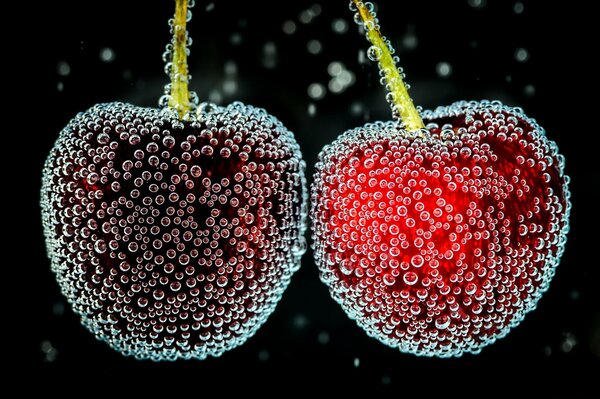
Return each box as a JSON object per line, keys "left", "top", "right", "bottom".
{"left": 311, "top": 100, "right": 570, "bottom": 357}
{"left": 42, "top": 101, "right": 307, "bottom": 360}
{"left": 327, "top": 61, "right": 356, "bottom": 94}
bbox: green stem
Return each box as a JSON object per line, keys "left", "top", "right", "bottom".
{"left": 353, "top": 0, "right": 424, "bottom": 131}
{"left": 168, "top": 0, "right": 191, "bottom": 118}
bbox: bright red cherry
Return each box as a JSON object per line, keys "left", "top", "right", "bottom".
{"left": 310, "top": 1, "right": 570, "bottom": 357}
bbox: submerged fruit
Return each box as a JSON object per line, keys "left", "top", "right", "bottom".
{"left": 311, "top": 100, "right": 570, "bottom": 357}
{"left": 42, "top": 102, "right": 307, "bottom": 360}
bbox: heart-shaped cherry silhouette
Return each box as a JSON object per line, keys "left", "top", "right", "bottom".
{"left": 310, "top": 1, "right": 570, "bottom": 357}
{"left": 41, "top": 0, "right": 307, "bottom": 361}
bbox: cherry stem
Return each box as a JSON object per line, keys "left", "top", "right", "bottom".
{"left": 352, "top": 0, "right": 424, "bottom": 132}
{"left": 169, "top": 0, "right": 191, "bottom": 118}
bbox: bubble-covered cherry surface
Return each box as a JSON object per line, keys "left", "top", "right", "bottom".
{"left": 41, "top": 101, "right": 307, "bottom": 361}
{"left": 311, "top": 100, "right": 570, "bottom": 357}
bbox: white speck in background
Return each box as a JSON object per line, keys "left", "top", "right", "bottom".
{"left": 561, "top": 333, "right": 577, "bottom": 352}
{"left": 41, "top": 340, "right": 58, "bottom": 362}
{"left": 262, "top": 42, "right": 277, "bottom": 69}
{"left": 317, "top": 331, "right": 330, "bottom": 345}
{"left": 299, "top": 10, "right": 313, "bottom": 24}
{"left": 258, "top": 349, "right": 270, "bottom": 362}
{"left": 307, "top": 40, "right": 323, "bottom": 55}
{"left": 52, "top": 301, "right": 65, "bottom": 315}
{"left": 100, "top": 47, "right": 115, "bottom": 63}
{"left": 57, "top": 61, "right": 70, "bottom": 76}
{"left": 570, "top": 290, "right": 580, "bottom": 300}
{"left": 514, "top": 2, "right": 524, "bottom": 14}
{"left": 358, "top": 49, "right": 367, "bottom": 65}
{"left": 524, "top": 84, "right": 535, "bottom": 97}
{"left": 283, "top": 20, "right": 297, "bottom": 35}
{"left": 308, "top": 83, "right": 326, "bottom": 100}
{"left": 293, "top": 313, "right": 309, "bottom": 329}
{"left": 332, "top": 18, "right": 348, "bottom": 34}
{"left": 222, "top": 80, "right": 237, "bottom": 96}
{"left": 468, "top": 0, "right": 487, "bottom": 9}
{"left": 224, "top": 60, "right": 237, "bottom": 76}
{"left": 436, "top": 62, "right": 452, "bottom": 78}
{"left": 327, "top": 61, "right": 355, "bottom": 94}
{"left": 515, "top": 48, "right": 529, "bottom": 62}
{"left": 351, "top": 102, "right": 364, "bottom": 117}
{"left": 230, "top": 33, "right": 242, "bottom": 45}
{"left": 209, "top": 89, "right": 222, "bottom": 104}
{"left": 402, "top": 26, "right": 418, "bottom": 51}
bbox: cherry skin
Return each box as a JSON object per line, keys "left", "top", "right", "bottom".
{"left": 311, "top": 100, "right": 570, "bottom": 357}
{"left": 42, "top": 102, "right": 307, "bottom": 360}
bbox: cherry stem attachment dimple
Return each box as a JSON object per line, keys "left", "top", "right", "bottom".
{"left": 169, "top": 0, "right": 191, "bottom": 118}
{"left": 352, "top": 0, "right": 424, "bottom": 132}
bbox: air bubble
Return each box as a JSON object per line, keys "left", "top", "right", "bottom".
{"left": 403, "top": 271, "right": 418, "bottom": 285}
{"left": 435, "top": 315, "right": 450, "bottom": 329}
{"left": 190, "top": 165, "right": 202, "bottom": 177}
{"left": 367, "top": 46, "right": 383, "bottom": 61}
{"left": 94, "top": 240, "right": 107, "bottom": 254}
{"left": 411, "top": 255, "right": 424, "bottom": 268}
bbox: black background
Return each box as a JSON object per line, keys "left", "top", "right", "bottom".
{"left": 16, "top": 0, "right": 598, "bottom": 394}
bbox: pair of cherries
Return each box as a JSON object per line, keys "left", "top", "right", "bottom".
{"left": 41, "top": 0, "right": 570, "bottom": 360}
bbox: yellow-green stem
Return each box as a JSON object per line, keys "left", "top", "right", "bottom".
{"left": 169, "top": 0, "right": 191, "bottom": 118}
{"left": 353, "top": 0, "right": 424, "bottom": 131}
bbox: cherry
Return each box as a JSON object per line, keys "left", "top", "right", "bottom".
{"left": 41, "top": 0, "right": 307, "bottom": 360}
{"left": 310, "top": 1, "right": 570, "bottom": 357}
